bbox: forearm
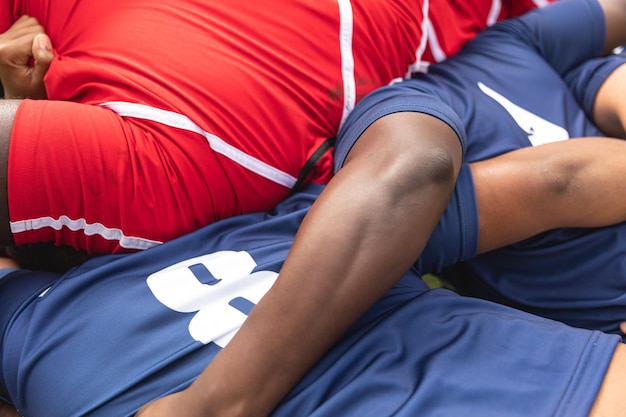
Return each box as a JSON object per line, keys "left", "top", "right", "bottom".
{"left": 473, "top": 137, "right": 626, "bottom": 254}
{"left": 183, "top": 113, "right": 462, "bottom": 416}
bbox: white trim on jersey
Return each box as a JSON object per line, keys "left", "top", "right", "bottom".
{"left": 487, "top": 0, "right": 502, "bottom": 26}
{"left": 532, "top": 0, "right": 551, "bottom": 8}
{"left": 99, "top": 101, "right": 298, "bottom": 189}
{"left": 337, "top": 0, "right": 356, "bottom": 129}
{"left": 409, "top": 0, "right": 431, "bottom": 72}
{"left": 425, "top": 0, "right": 500, "bottom": 64}
{"left": 9, "top": 215, "right": 162, "bottom": 250}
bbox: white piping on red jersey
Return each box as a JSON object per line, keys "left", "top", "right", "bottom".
{"left": 425, "top": 0, "right": 501, "bottom": 64}
{"left": 532, "top": 0, "right": 550, "bottom": 7}
{"left": 408, "top": 0, "right": 430, "bottom": 74}
{"left": 338, "top": 0, "right": 356, "bottom": 129}
{"left": 99, "top": 101, "right": 299, "bottom": 189}
{"left": 487, "top": 0, "right": 502, "bottom": 26}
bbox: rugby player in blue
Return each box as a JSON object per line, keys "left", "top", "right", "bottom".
{"left": 337, "top": 0, "right": 626, "bottom": 339}
{"left": 1, "top": 184, "right": 625, "bottom": 417}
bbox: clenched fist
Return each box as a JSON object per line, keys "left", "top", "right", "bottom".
{"left": 0, "top": 15, "right": 54, "bottom": 99}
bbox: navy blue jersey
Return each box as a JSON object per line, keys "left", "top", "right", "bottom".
{"left": 0, "top": 184, "right": 619, "bottom": 416}
{"left": 337, "top": 0, "right": 626, "bottom": 336}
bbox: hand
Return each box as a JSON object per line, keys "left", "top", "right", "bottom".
{"left": 620, "top": 321, "right": 626, "bottom": 336}
{"left": 0, "top": 15, "right": 54, "bottom": 99}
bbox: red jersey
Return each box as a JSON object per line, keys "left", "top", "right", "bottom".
{"left": 1, "top": 0, "right": 427, "bottom": 253}
{"left": 425, "top": 0, "right": 551, "bottom": 65}
{"left": 0, "top": 0, "right": 543, "bottom": 254}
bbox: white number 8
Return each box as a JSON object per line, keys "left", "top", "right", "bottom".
{"left": 147, "top": 251, "right": 278, "bottom": 347}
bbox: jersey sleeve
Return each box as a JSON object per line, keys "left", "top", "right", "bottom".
{"left": 563, "top": 54, "right": 626, "bottom": 116}
{"left": 333, "top": 82, "right": 467, "bottom": 172}
{"left": 490, "top": 0, "right": 606, "bottom": 76}
{"left": 415, "top": 163, "right": 479, "bottom": 275}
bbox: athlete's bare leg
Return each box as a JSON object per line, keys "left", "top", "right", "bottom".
{"left": 0, "top": 100, "right": 18, "bottom": 247}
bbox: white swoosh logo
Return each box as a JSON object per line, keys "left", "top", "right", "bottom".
{"left": 478, "top": 82, "right": 569, "bottom": 146}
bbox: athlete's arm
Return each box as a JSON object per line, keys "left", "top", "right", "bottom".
{"left": 473, "top": 137, "right": 626, "bottom": 253}
{"left": 136, "top": 112, "right": 462, "bottom": 417}
{"left": 0, "top": 16, "right": 52, "bottom": 100}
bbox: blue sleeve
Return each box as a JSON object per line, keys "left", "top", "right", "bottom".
{"left": 0, "top": 268, "right": 17, "bottom": 280}
{"left": 334, "top": 82, "right": 467, "bottom": 172}
{"left": 486, "top": 0, "right": 606, "bottom": 76}
{"left": 415, "top": 163, "right": 479, "bottom": 275}
{"left": 564, "top": 55, "right": 626, "bottom": 116}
